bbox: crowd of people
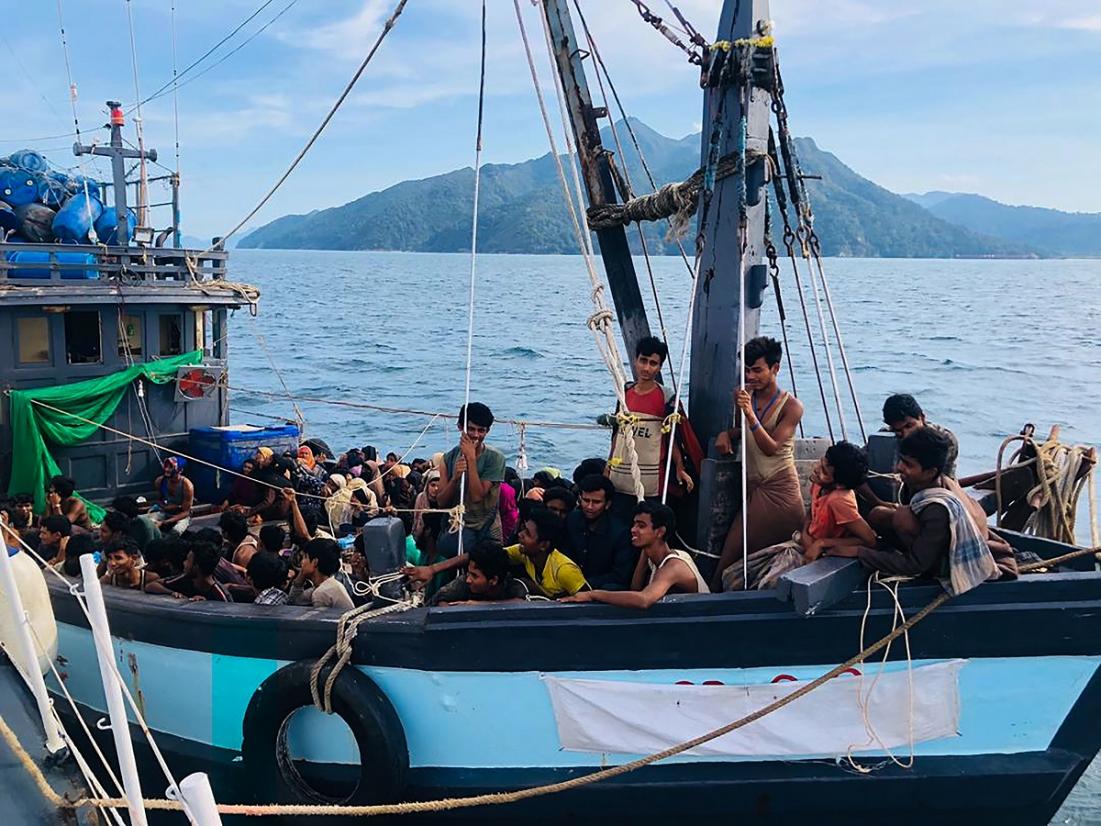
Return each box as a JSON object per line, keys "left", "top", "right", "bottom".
{"left": 0, "top": 334, "right": 1017, "bottom": 612}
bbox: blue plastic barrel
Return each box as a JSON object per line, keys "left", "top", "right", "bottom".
{"left": 94, "top": 206, "right": 136, "bottom": 245}
{"left": 0, "top": 170, "right": 39, "bottom": 207}
{"left": 69, "top": 176, "right": 102, "bottom": 201}
{"left": 7, "top": 150, "right": 48, "bottom": 173}
{"left": 4, "top": 250, "right": 98, "bottom": 280}
{"left": 188, "top": 424, "right": 301, "bottom": 503}
{"left": 53, "top": 193, "right": 103, "bottom": 243}
{"left": 36, "top": 173, "right": 69, "bottom": 208}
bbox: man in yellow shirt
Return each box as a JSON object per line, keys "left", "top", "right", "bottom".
{"left": 403, "top": 506, "right": 588, "bottom": 599}
{"left": 504, "top": 507, "right": 588, "bottom": 598}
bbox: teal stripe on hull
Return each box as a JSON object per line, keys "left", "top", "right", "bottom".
{"left": 48, "top": 622, "right": 1100, "bottom": 768}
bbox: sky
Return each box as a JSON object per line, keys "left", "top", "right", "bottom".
{"left": 4, "top": 0, "right": 1101, "bottom": 238}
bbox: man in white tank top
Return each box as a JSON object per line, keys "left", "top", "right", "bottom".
{"left": 562, "top": 501, "right": 709, "bottom": 608}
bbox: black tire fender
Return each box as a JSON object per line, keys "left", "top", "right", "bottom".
{"left": 241, "top": 660, "right": 408, "bottom": 804}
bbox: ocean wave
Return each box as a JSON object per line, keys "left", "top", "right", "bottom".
{"left": 497, "top": 346, "right": 543, "bottom": 359}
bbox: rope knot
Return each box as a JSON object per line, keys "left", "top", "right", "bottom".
{"left": 661, "top": 412, "right": 682, "bottom": 434}
{"left": 586, "top": 309, "right": 614, "bottom": 331}
{"left": 446, "top": 504, "right": 465, "bottom": 534}
{"left": 616, "top": 411, "right": 640, "bottom": 428}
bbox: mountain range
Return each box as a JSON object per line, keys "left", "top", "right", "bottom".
{"left": 239, "top": 120, "right": 1096, "bottom": 258}
{"left": 902, "top": 192, "right": 1101, "bottom": 258}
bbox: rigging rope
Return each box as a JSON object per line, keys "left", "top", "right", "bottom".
{"left": 126, "top": 0, "right": 279, "bottom": 112}
{"left": 20, "top": 398, "right": 461, "bottom": 522}
{"left": 190, "top": 0, "right": 409, "bottom": 253}
{"left": 225, "top": 383, "right": 605, "bottom": 430}
{"left": 55, "top": 0, "right": 101, "bottom": 244}
{"left": 570, "top": 0, "right": 696, "bottom": 280}
{"left": 140, "top": 0, "right": 303, "bottom": 109}
{"left": 170, "top": 0, "right": 182, "bottom": 213}
{"left": 770, "top": 132, "right": 834, "bottom": 442}
{"left": 456, "top": 0, "right": 488, "bottom": 562}
{"left": 808, "top": 232, "right": 867, "bottom": 442}
{"left": 123, "top": 0, "right": 151, "bottom": 228}
{"left": 516, "top": 0, "right": 645, "bottom": 501}
{"left": 580, "top": 19, "right": 674, "bottom": 383}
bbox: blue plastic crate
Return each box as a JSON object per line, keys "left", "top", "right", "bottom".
{"left": 188, "top": 423, "right": 300, "bottom": 504}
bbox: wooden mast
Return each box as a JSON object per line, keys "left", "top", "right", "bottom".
{"left": 540, "top": 0, "right": 653, "bottom": 361}
{"left": 691, "top": 0, "right": 773, "bottom": 553}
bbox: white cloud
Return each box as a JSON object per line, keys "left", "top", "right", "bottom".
{"left": 293, "top": 0, "right": 392, "bottom": 54}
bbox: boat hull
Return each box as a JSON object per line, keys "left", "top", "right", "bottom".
{"left": 42, "top": 570, "right": 1101, "bottom": 822}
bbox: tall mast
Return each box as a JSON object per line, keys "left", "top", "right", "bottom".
{"left": 539, "top": 1, "right": 653, "bottom": 361}
{"left": 691, "top": 0, "right": 772, "bottom": 552}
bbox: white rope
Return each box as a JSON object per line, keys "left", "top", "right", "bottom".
{"left": 739, "top": 255, "right": 749, "bottom": 589}
{"left": 123, "top": 0, "right": 151, "bottom": 228}
{"left": 659, "top": 259, "right": 700, "bottom": 504}
{"left": 799, "top": 237, "right": 847, "bottom": 441}
{"left": 1090, "top": 463, "right": 1099, "bottom": 549}
{"left": 170, "top": 0, "right": 182, "bottom": 236}
{"left": 55, "top": 0, "right": 101, "bottom": 243}
{"left": 845, "top": 574, "right": 916, "bottom": 772}
{"left": 455, "top": 0, "right": 488, "bottom": 561}
{"left": 517, "top": 0, "right": 645, "bottom": 502}
{"left": 224, "top": 383, "right": 604, "bottom": 430}
{"left": 809, "top": 251, "right": 866, "bottom": 442}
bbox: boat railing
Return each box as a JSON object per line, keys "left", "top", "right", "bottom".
{"left": 0, "top": 241, "right": 227, "bottom": 284}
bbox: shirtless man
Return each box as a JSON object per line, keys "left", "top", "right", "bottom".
{"left": 46, "top": 475, "right": 91, "bottom": 532}
{"left": 562, "top": 501, "right": 708, "bottom": 608}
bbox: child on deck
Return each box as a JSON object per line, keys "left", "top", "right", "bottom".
{"left": 802, "top": 442, "right": 878, "bottom": 562}
{"left": 723, "top": 441, "right": 876, "bottom": 590}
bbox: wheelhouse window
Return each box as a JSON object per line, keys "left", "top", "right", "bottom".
{"left": 64, "top": 310, "right": 102, "bottom": 364}
{"left": 118, "top": 314, "right": 143, "bottom": 359}
{"left": 158, "top": 314, "right": 183, "bottom": 356}
{"left": 17, "top": 316, "right": 50, "bottom": 364}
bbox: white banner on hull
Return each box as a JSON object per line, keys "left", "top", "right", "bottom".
{"left": 543, "top": 659, "right": 964, "bottom": 758}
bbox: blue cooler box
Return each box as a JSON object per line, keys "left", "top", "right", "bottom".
{"left": 188, "top": 423, "right": 300, "bottom": 504}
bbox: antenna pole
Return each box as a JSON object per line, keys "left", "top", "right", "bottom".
{"left": 73, "top": 101, "right": 157, "bottom": 247}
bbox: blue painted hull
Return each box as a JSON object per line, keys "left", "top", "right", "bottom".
{"left": 43, "top": 569, "right": 1101, "bottom": 822}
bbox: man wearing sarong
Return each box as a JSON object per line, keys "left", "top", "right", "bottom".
{"left": 711, "top": 336, "right": 806, "bottom": 591}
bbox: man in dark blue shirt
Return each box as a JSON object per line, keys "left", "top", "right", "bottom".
{"left": 563, "top": 475, "right": 637, "bottom": 590}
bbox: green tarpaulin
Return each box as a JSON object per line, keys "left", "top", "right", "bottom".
{"left": 7, "top": 349, "right": 203, "bottom": 523}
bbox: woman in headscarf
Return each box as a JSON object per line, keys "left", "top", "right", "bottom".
{"left": 296, "top": 444, "right": 326, "bottom": 480}
{"left": 325, "top": 474, "right": 379, "bottom": 536}
{"left": 412, "top": 469, "right": 442, "bottom": 551}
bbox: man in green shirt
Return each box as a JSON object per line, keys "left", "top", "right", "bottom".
{"left": 436, "top": 402, "right": 507, "bottom": 558}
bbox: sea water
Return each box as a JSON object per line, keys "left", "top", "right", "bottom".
{"left": 228, "top": 250, "right": 1100, "bottom": 822}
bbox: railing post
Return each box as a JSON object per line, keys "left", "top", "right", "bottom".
{"left": 176, "top": 773, "right": 223, "bottom": 825}
{"left": 80, "top": 554, "right": 148, "bottom": 826}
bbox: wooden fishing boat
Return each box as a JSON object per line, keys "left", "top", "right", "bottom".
{"left": 0, "top": 0, "right": 1098, "bottom": 823}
